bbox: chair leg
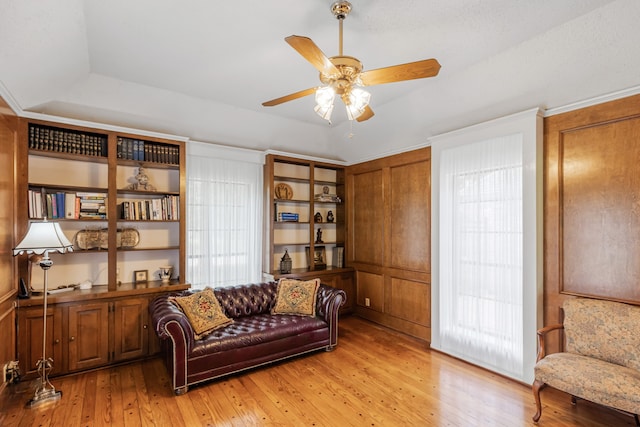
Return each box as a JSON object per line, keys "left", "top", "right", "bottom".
{"left": 532, "top": 379, "right": 547, "bottom": 423}
{"left": 634, "top": 413, "right": 639, "bottom": 427}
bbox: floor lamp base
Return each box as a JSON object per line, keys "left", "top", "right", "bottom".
{"left": 26, "top": 388, "right": 62, "bottom": 408}
{"left": 26, "top": 356, "right": 61, "bottom": 408}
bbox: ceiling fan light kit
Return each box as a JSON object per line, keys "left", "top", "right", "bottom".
{"left": 262, "top": 1, "right": 441, "bottom": 123}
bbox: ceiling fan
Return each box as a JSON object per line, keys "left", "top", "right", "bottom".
{"left": 262, "top": 1, "right": 441, "bottom": 123}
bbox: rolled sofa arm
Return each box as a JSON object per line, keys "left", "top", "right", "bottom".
{"left": 315, "top": 284, "right": 346, "bottom": 348}
{"left": 149, "top": 291, "right": 197, "bottom": 351}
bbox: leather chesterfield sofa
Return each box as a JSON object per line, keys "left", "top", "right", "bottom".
{"left": 149, "top": 281, "right": 346, "bottom": 394}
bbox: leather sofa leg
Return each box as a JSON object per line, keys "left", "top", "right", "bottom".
{"left": 325, "top": 345, "right": 336, "bottom": 352}
{"left": 175, "top": 386, "right": 189, "bottom": 395}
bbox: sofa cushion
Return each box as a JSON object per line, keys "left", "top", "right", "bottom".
{"left": 564, "top": 298, "right": 640, "bottom": 371}
{"left": 535, "top": 352, "right": 640, "bottom": 415}
{"left": 190, "top": 313, "right": 327, "bottom": 356}
{"left": 171, "top": 287, "right": 233, "bottom": 339}
{"left": 272, "top": 278, "right": 320, "bottom": 317}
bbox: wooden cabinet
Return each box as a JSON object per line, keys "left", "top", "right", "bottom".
{"left": 15, "top": 117, "right": 189, "bottom": 377}
{"left": 265, "top": 154, "right": 354, "bottom": 312}
{"left": 17, "top": 284, "right": 186, "bottom": 379}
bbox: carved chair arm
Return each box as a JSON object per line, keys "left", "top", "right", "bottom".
{"left": 536, "top": 323, "right": 564, "bottom": 362}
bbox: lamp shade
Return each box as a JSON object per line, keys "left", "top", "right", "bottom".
{"left": 13, "top": 220, "right": 74, "bottom": 256}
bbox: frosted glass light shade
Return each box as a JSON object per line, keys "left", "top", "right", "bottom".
{"left": 13, "top": 220, "right": 74, "bottom": 256}
{"left": 345, "top": 87, "right": 371, "bottom": 120}
{"left": 314, "top": 86, "right": 336, "bottom": 121}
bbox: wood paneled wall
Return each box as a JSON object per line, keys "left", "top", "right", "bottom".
{"left": 346, "top": 148, "right": 431, "bottom": 341}
{"left": 544, "top": 94, "right": 640, "bottom": 345}
{"left": 0, "top": 97, "right": 18, "bottom": 394}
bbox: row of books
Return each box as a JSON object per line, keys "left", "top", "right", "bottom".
{"left": 332, "top": 246, "right": 345, "bottom": 268}
{"left": 277, "top": 212, "right": 299, "bottom": 222}
{"left": 120, "top": 196, "right": 180, "bottom": 221}
{"left": 116, "top": 137, "right": 180, "bottom": 165}
{"left": 29, "top": 125, "right": 108, "bottom": 157}
{"left": 28, "top": 190, "right": 108, "bottom": 220}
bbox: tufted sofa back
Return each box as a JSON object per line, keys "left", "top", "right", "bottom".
{"left": 214, "top": 281, "right": 278, "bottom": 318}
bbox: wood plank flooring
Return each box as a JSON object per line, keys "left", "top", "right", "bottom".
{"left": 0, "top": 316, "right": 636, "bottom": 426}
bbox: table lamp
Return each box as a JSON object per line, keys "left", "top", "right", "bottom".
{"left": 13, "top": 219, "right": 73, "bottom": 407}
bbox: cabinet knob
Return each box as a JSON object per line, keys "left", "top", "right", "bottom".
{"left": 55, "top": 339, "right": 60, "bottom": 344}
{"left": 70, "top": 336, "right": 75, "bottom": 342}
{"left": 143, "top": 325, "right": 148, "bottom": 329}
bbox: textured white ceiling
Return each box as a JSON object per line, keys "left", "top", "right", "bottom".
{"left": 1, "top": 0, "right": 639, "bottom": 163}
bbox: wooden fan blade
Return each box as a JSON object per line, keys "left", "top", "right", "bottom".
{"left": 262, "top": 87, "right": 318, "bottom": 107}
{"left": 360, "top": 58, "right": 441, "bottom": 86}
{"left": 285, "top": 35, "right": 340, "bottom": 75}
{"left": 356, "top": 105, "right": 374, "bottom": 122}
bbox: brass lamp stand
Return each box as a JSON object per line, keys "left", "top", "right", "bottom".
{"left": 13, "top": 219, "right": 73, "bottom": 407}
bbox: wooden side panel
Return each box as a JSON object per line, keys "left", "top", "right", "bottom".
{"left": 561, "top": 117, "right": 640, "bottom": 300}
{"left": 390, "top": 160, "right": 431, "bottom": 272}
{"left": 544, "top": 93, "right": 640, "bottom": 351}
{"left": 388, "top": 277, "right": 430, "bottom": 326}
{"left": 356, "top": 271, "right": 384, "bottom": 312}
{"left": 0, "top": 97, "right": 17, "bottom": 392}
{"left": 351, "top": 170, "right": 383, "bottom": 265}
{"left": 348, "top": 148, "right": 431, "bottom": 341}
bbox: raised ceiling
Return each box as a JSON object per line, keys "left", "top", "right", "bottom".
{"left": 1, "top": 0, "right": 639, "bottom": 163}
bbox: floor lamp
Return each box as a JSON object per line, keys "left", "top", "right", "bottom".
{"left": 13, "top": 219, "right": 73, "bottom": 408}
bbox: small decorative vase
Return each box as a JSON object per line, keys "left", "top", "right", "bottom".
{"left": 159, "top": 265, "right": 173, "bottom": 282}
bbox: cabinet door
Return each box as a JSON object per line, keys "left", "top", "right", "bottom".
{"left": 67, "top": 302, "right": 110, "bottom": 372}
{"left": 17, "top": 306, "right": 64, "bottom": 378}
{"left": 113, "top": 298, "right": 149, "bottom": 361}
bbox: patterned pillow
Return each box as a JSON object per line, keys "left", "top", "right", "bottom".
{"left": 272, "top": 278, "right": 320, "bottom": 317}
{"left": 171, "top": 288, "right": 233, "bottom": 339}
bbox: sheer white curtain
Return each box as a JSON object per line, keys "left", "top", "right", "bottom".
{"left": 440, "top": 134, "right": 524, "bottom": 375}
{"left": 186, "top": 142, "right": 263, "bottom": 289}
{"left": 431, "top": 109, "right": 542, "bottom": 384}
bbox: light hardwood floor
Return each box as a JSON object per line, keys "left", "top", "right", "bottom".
{"left": 0, "top": 316, "right": 636, "bottom": 426}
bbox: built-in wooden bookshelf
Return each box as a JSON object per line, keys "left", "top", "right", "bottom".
{"left": 15, "top": 118, "right": 189, "bottom": 378}
{"left": 264, "top": 154, "right": 354, "bottom": 312}
{"left": 20, "top": 119, "right": 186, "bottom": 291}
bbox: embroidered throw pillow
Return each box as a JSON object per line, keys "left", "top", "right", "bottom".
{"left": 272, "top": 278, "right": 320, "bottom": 317}
{"left": 171, "top": 287, "right": 233, "bottom": 339}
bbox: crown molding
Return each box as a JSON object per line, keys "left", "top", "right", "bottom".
{"left": 544, "top": 85, "right": 640, "bottom": 117}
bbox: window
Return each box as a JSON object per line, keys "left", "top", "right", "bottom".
{"left": 187, "top": 142, "right": 263, "bottom": 289}
{"left": 431, "top": 109, "right": 542, "bottom": 384}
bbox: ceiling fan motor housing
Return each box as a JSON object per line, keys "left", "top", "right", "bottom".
{"left": 320, "top": 55, "right": 363, "bottom": 94}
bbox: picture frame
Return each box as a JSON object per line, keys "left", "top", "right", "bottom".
{"left": 306, "top": 246, "right": 327, "bottom": 270}
{"left": 134, "top": 269, "right": 148, "bottom": 283}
